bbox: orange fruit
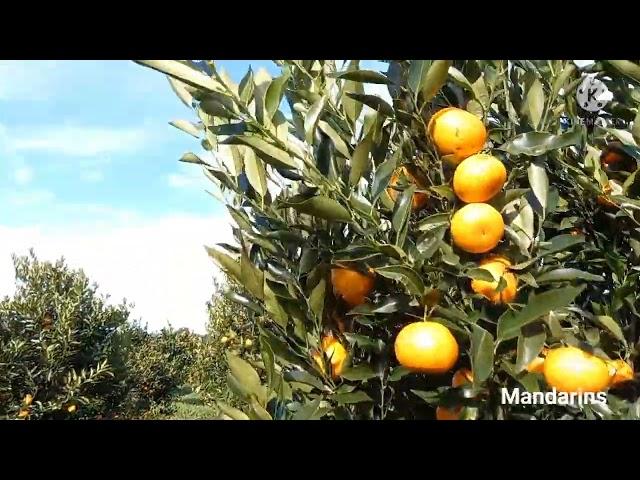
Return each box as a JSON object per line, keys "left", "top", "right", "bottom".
{"left": 450, "top": 203, "right": 504, "bottom": 254}
{"left": 452, "top": 368, "right": 473, "bottom": 387}
{"left": 543, "top": 346, "right": 610, "bottom": 393}
{"left": 608, "top": 359, "right": 634, "bottom": 387}
{"left": 313, "top": 333, "right": 348, "bottom": 379}
{"left": 67, "top": 404, "right": 77, "bottom": 414}
{"left": 394, "top": 321, "right": 459, "bottom": 374}
{"left": 453, "top": 154, "right": 507, "bottom": 203}
{"left": 470, "top": 256, "right": 517, "bottom": 304}
{"left": 331, "top": 266, "right": 375, "bottom": 307}
{"left": 18, "top": 409, "right": 29, "bottom": 419}
{"left": 387, "top": 167, "right": 429, "bottom": 211}
{"left": 24, "top": 394, "right": 33, "bottom": 406}
{"left": 427, "top": 107, "right": 487, "bottom": 164}
{"left": 525, "top": 348, "right": 549, "bottom": 374}
{"left": 436, "top": 405, "right": 463, "bottom": 420}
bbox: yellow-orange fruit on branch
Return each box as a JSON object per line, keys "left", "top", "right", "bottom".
{"left": 387, "top": 167, "right": 429, "bottom": 211}
{"left": 470, "top": 256, "right": 517, "bottom": 304}
{"left": 427, "top": 107, "right": 487, "bottom": 164}
{"left": 331, "top": 266, "right": 375, "bottom": 307}
{"left": 452, "top": 368, "right": 473, "bottom": 387}
{"left": 312, "top": 333, "right": 348, "bottom": 379}
{"left": 608, "top": 359, "right": 634, "bottom": 387}
{"left": 453, "top": 154, "right": 507, "bottom": 203}
{"left": 525, "top": 348, "right": 549, "bottom": 374}
{"left": 450, "top": 203, "right": 504, "bottom": 254}
{"left": 543, "top": 346, "right": 610, "bottom": 393}
{"left": 394, "top": 321, "right": 459, "bottom": 374}
{"left": 436, "top": 406, "right": 463, "bottom": 420}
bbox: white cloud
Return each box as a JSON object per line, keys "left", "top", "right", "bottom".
{"left": 13, "top": 166, "right": 33, "bottom": 185}
{"left": 0, "top": 213, "right": 234, "bottom": 333}
{"left": 7, "top": 125, "right": 153, "bottom": 157}
{"left": 6, "top": 189, "right": 55, "bottom": 207}
{"left": 81, "top": 170, "right": 104, "bottom": 183}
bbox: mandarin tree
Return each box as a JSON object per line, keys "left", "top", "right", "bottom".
{"left": 139, "top": 60, "right": 640, "bottom": 420}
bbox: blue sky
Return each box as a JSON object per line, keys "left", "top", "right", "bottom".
{"left": 0, "top": 60, "right": 387, "bottom": 332}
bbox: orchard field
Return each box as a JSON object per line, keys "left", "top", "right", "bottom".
{"left": 4, "top": 59, "right": 640, "bottom": 420}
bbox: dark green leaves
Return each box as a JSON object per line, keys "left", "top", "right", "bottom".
{"left": 497, "top": 286, "right": 585, "bottom": 341}
{"left": 527, "top": 158, "right": 549, "bottom": 217}
{"left": 470, "top": 325, "right": 494, "bottom": 385}
{"left": 420, "top": 60, "right": 452, "bottom": 103}
{"left": 349, "top": 136, "right": 373, "bottom": 186}
{"left": 227, "top": 353, "right": 265, "bottom": 403}
{"left": 341, "top": 364, "right": 378, "bottom": 381}
{"left": 345, "top": 93, "right": 394, "bottom": 117}
{"left": 515, "top": 323, "right": 546, "bottom": 373}
{"left": 265, "top": 69, "right": 291, "bottom": 118}
{"left": 223, "top": 135, "right": 297, "bottom": 170}
{"left": 334, "top": 391, "right": 373, "bottom": 404}
{"left": 525, "top": 78, "right": 545, "bottom": 129}
{"left": 499, "top": 129, "right": 583, "bottom": 156}
{"left": 331, "top": 69, "right": 391, "bottom": 84}
{"left": 374, "top": 265, "right": 425, "bottom": 296}
{"left": 282, "top": 196, "right": 351, "bottom": 222}
{"left": 536, "top": 269, "right": 604, "bottom": 284}
{"left": 304, "top": 95, "right": 327, "bottom": 144}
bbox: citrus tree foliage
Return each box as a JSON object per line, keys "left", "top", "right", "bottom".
{"left": 140, "top": 60, "right": 640, "bottom": 420}
{"left": 0, "top": 252, "right": 130, "bottom": 419}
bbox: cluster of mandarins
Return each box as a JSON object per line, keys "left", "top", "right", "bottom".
{"left": 315, "top": 107, "right": 634, "bottom": 419}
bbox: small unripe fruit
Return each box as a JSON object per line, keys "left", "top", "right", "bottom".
{"left": 244, "top": 339, "right": 253, "bottom": 348}
{"left": 220, "top": 336, "right": 229, "bottom": 344}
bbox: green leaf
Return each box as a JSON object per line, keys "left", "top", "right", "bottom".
{"left": 538, "top": 234, "right": 585, "bottom": 256}
{"left": 349, "top": 136, "right": 373, "bottom": 186}
{"left": 284, "top": 370, "right": 325, "bottom": 390}
{"left": 205, "top": 246, "right": 240, "bottom": 283}
{"left": 411, "top": 389, "right": 438, "bottom": 404}
{"left": 389, "top": 366, "right": 411, "bottom": 382}
{"left": 344, "top": 333, "right": 385, "bottom": 352}
{"left": 497, "top": 286, "right": 585, "bottom": 341}
{"left": 515, "top": 323, "right": 546, "bottom": 373}
{"left": 265, "top": 69, "right": 291, "bottom": 119}
{"left": 283, "top": 196, "right": 351, "bottom": 222}
{"left": 391, "top": 185, "right": 415, "bottom": 246}
{"left": 224, "top": 135, "right": 298, "bottom": 170}
{"left": 169, "top": 119, "right": 201, "bottom": 138}
{"left": 243, "top": 147, "right": 268, "bottom": 198}
{"left": 605, "top": 60, "right": 640, "bottom": 83}
{"left": 179, "top": 152, "right": 209, "bottom": 165}
{"left": 263, "top": 281, "right": 289, "bottom": 329}
{"left": 345, "top": 93, "right": 394, "bottom": 117}
{"left": 448, "top": 66, "right": 474, "bottom": 93}
{"left": 465, "top": 267, "right": 497, "bottom": 282}
{"left": 227, "top": 353, "right": 264, "bottom": 400}
{"left": 341, "top": 364, "right": 378, "bottom": 381}
{"left": 331, "top": 69, "right": 391, "bottom": 84}
{"left": 536, "top": 268, "right": 604, "bottom": 284}
{"left": 527, "top": 158, "right": 549, "bottom": 217}
{"left": 374, "top": 265, "right": 425, "bottom": 296}
{"left": 552, "top": 63, "right": 576, "bottom": 97}
{"left": 499, "top": 129, "right": 582, "bottom": 156}
{"left": 342, "top": 61, "right": 364, "bottom": 126}
{"left": 633, "top": 109, "right": 640, "bottom": 146}
{"left": 594, "top": 315, "right": 626, "bottom": 344}
{"left": 167, "top": 76, "right": 194, "bottom": 109}
{"left": 304, "top": 95, "right": 327, "bottom": 144}
{"left": 249, "top": 396, "right": 272, "bottom": 420}
{"left": 334, "top": 391, "right": 373, "bottom": 404}
{"left": 292, "top": 398, "right": 323, "bottom": 420}
{"left": 318, "top": 120, "right": 351, "bottom": 158}
{"left": 470, "top": 325, "right": 494, "bottom": 385}
{"left": 417, "top": 212, "right": 450, "bottom": 232}
{"left": 241, "top": 248, "right": 264, "bottom": 301}
{"left": 471, "top": 75, "right": 490, "bottom": 110}
{"left": 526, "top": 78, "right": 545, "bottom": 129}
{"left": 238, "top": 67, "right": 254, "bottom": 105}
{"left": 216, "top": 402, "right": 250, "bottom": 420}
{"left": 136, "top": 60, "right": 224, "bottom": 94}
{"left": 407, "top": 60, "right": 430, "bottom": 97}
{"left": 372, "top": 148, "right": 400, "bottom": 202}
{"left": 260, "top": 338, "right": 276, "bottom": 394}
{"left": 309, "top": 277, "right": 326, "bottom": 321}
{"left": 420, "top": 60, "right": 452, "bottom": 103}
